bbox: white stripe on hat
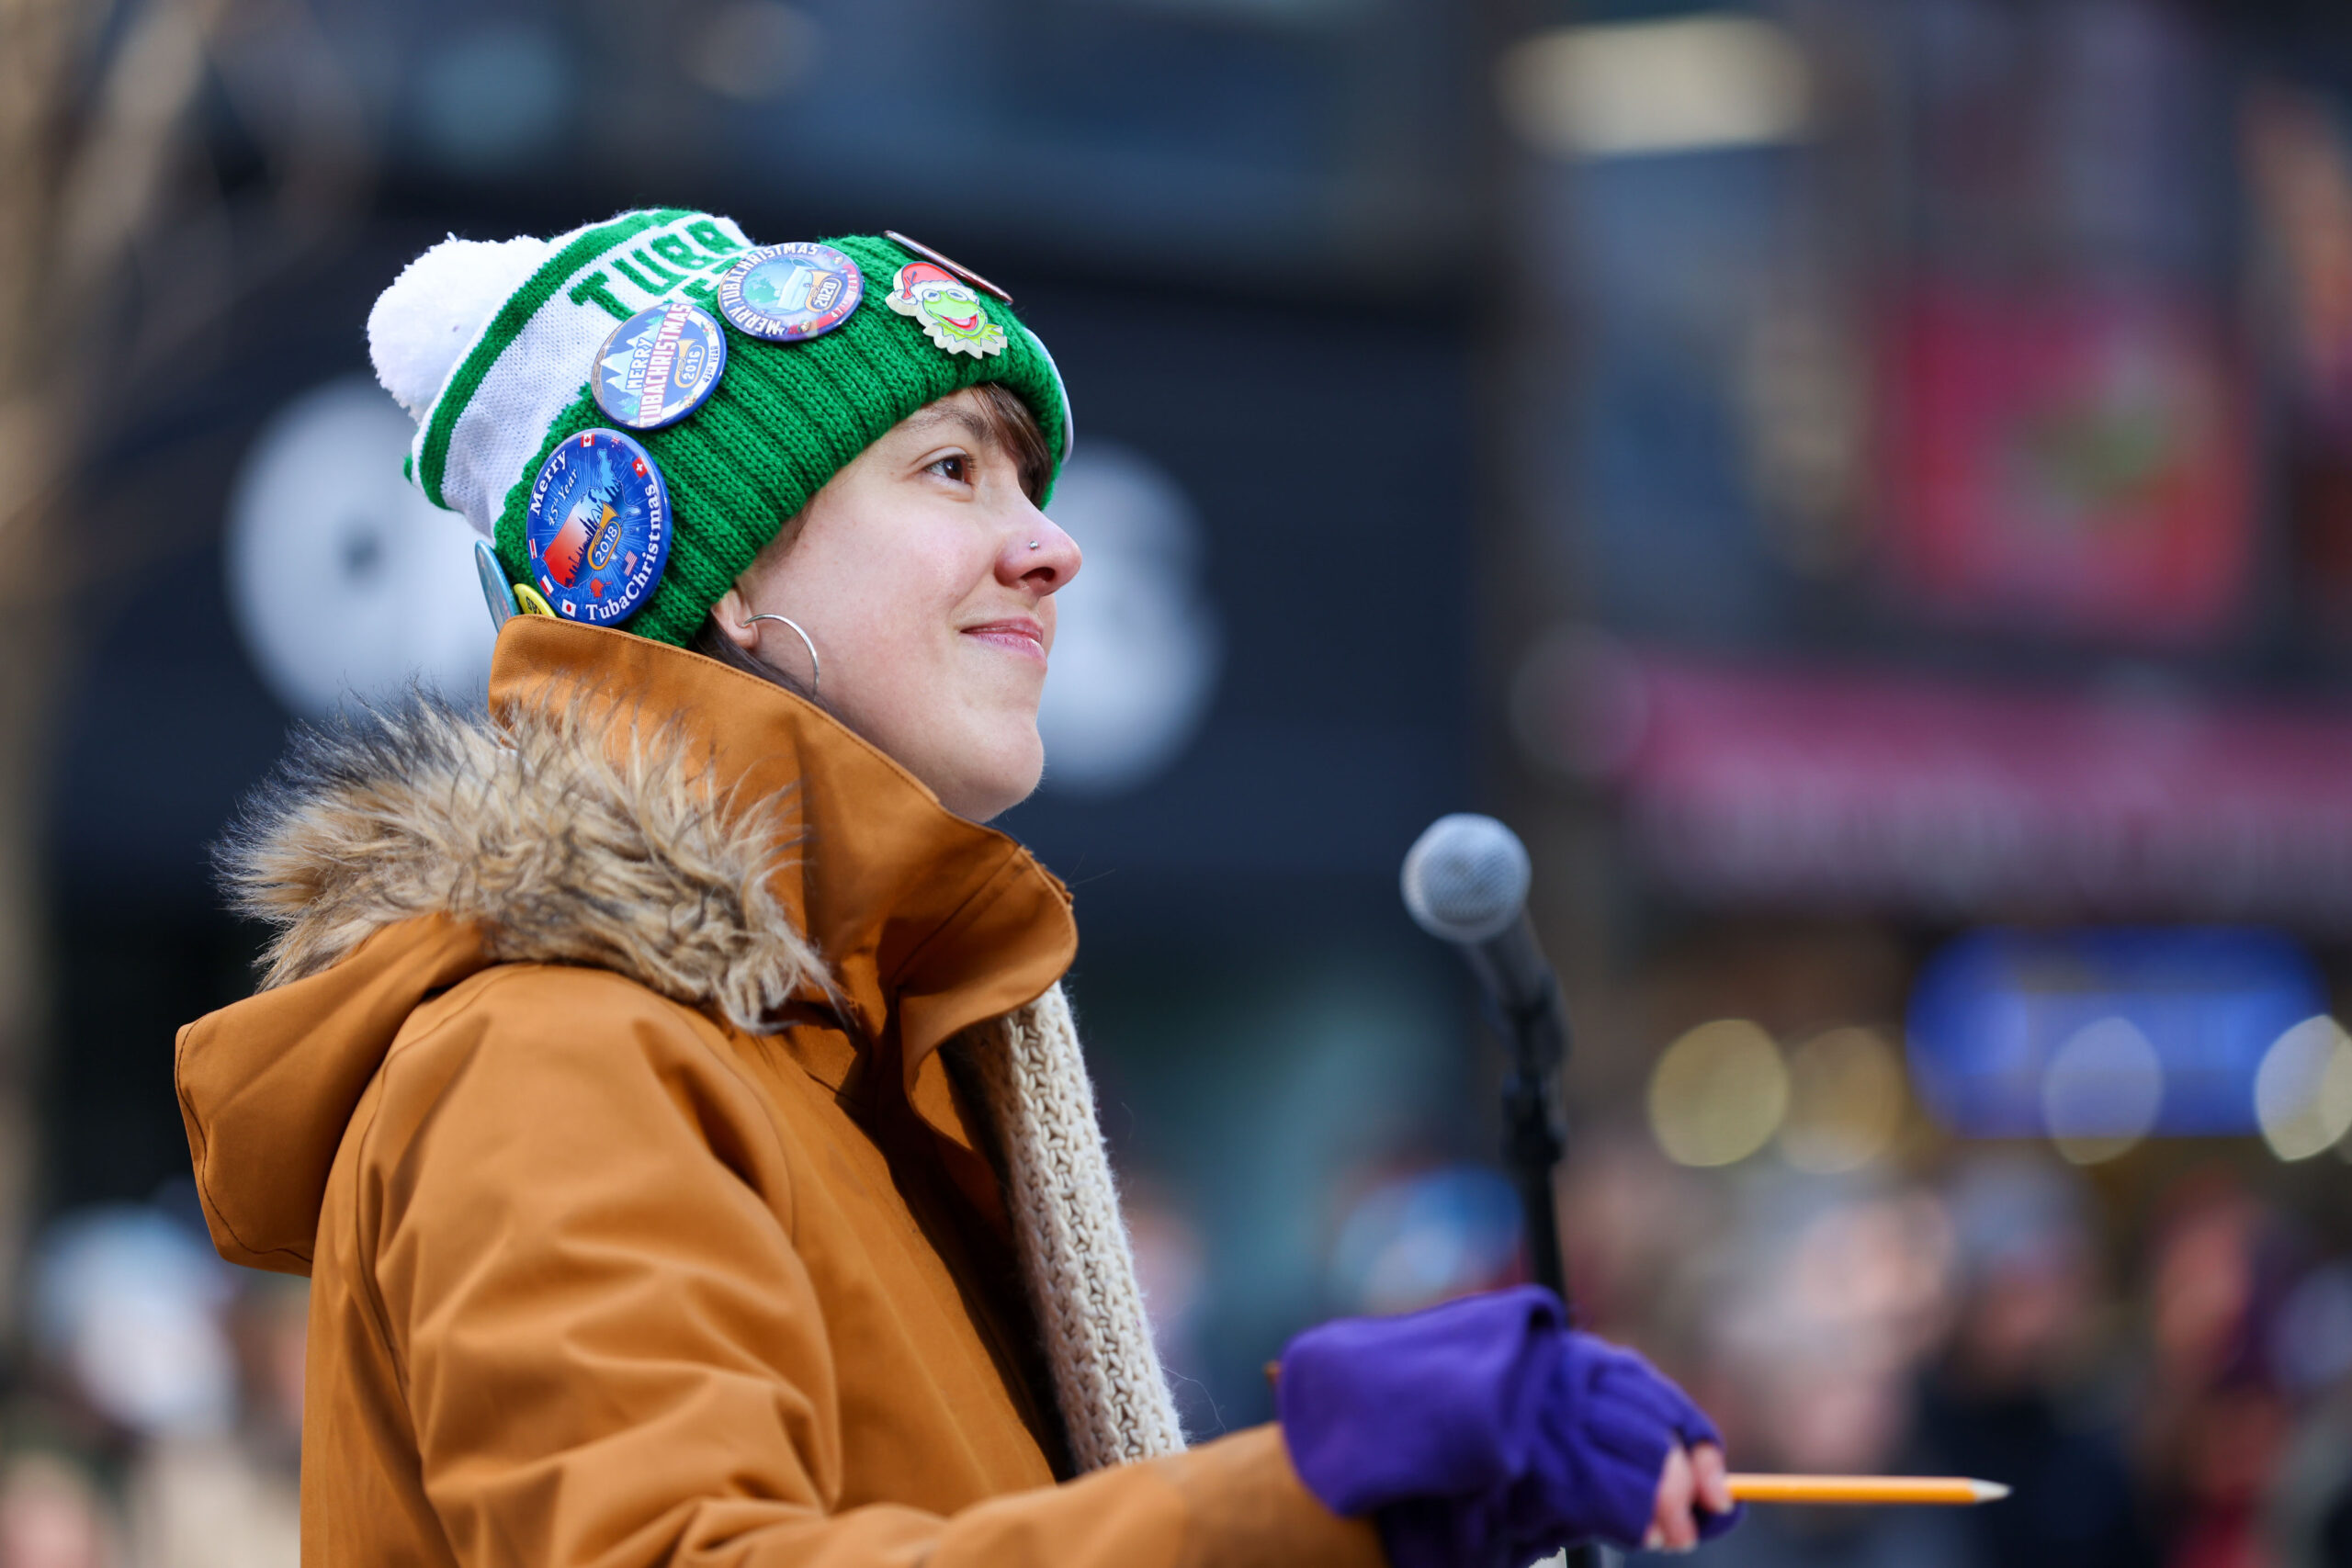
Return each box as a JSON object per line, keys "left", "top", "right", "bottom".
{"left": 402, "top": 211, "right": 752, "bottom": 537}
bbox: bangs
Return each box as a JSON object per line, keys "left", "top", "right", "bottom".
{"left": 970, "top": 382, "right": 1053, "bottom": 503}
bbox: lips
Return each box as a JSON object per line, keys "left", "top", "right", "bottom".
{"left": 961, "top": 617, "right": 1046, "bottom": 661}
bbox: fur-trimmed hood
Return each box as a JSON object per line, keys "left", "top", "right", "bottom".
{"left": 177, "top": 616, "right": 1079, "bottom": 1276}
{"left": 220, "top": 690, "right": 827, "bottom": 1033}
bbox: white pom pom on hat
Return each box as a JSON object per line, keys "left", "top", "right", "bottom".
{"left": 367, "top": 233, "right": 553, "bottom": 423}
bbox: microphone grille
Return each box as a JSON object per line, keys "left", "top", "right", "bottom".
{"left": 1401, "top": 814, "right": 1532, "bottom": 944}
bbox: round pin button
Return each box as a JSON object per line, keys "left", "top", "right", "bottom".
{"left": 523, "top": 429, "right": 673, "bottom": 626}
{"left": 716, "top": 243, "right": 865, "bottom": 343}
{"left": 592, "top": 300, "right": 727, "bottom": 430}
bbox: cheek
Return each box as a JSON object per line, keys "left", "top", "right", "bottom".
{"left": 784, "top": 512, "right": 989, "bottom": 695}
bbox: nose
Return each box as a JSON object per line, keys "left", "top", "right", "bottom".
{"left": 999, "top": 502, "right": 1080, "bottom": 595}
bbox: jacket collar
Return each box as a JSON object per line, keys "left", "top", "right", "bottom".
{"left": 183, "top": 618, "right": 1073, "bottom": 1270}
{"left": 489, "top": 617, "right": 1076, "bottom": 1067}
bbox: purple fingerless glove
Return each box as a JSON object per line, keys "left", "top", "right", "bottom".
{"left": 1277, "top": 1285, "right": 1741, "bottom": 1568}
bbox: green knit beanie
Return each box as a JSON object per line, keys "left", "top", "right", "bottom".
{"left": 367, "top": 209, "right": 1070, "bottom": 647}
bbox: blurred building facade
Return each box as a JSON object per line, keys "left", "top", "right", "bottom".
{"left": 1492, "top": 5, "right": 2352, "bottom": 1566}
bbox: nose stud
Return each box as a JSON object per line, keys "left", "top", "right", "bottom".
{"left": 1027, "top": 539, "right": 1040, "bottom": 550}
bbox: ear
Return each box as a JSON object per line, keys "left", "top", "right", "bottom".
{"left": 714, "top": 584, "right": 759, "bottom": 652}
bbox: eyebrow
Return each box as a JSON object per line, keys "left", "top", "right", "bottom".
{"left": 899, "top": 404, "right": 996, "bottom": 446}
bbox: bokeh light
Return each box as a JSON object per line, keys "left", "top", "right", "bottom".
{"left": 2254, "top": 1016, "right": 2352, "bottom": 1161}
{"left": 1777, "top": 1026, "right": 1908, "bottom": 1175}
{"left": 226, "top": 378, "right": 492, "bottom": 718}
{"left": 1648, "top": 1019, "right": 1789, "bottom": 1168}
{"left": 1329, "top": 1165, "right": 1523, "bottom": 1315}
{"left": 1034, "top": 443, "right": 1223, "bottom": 797}
{"left": 2272, "top": 1260, "right": 2352, "bottom": 1395}
{"left": 1497, "top": 15, "right": 1811, "bottom": 161}
{"left": 2041, "top": 1017, "right": 2166, "bottom": 1165}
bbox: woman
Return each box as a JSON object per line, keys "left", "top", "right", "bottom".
{"left": 175, "top": 214, "right": 1738, "bottom": 1566}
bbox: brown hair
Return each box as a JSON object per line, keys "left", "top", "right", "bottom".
{"left": 690, "top": 384, "right": 1051, "bottom": 694}
{"left": 972, "top": 381, "right": 1054, "bottom": 504}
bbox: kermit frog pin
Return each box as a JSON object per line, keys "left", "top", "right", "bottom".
{"left": 887, "top": 261, "right": 1006, "bottom": 359}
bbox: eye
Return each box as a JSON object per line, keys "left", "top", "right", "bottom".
{"left": 926, "top": 453, "right": 970, "bottom": 484}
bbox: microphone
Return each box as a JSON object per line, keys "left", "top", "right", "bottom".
{"left": 1404, "top": 817, "right": 1599, "bottom": 1568}
{"left": 1401, "top": 814, "right": 1573, "bottom": 1300}
{"left": 1400, "top": 814, "right": 1564, "bottom": 1066}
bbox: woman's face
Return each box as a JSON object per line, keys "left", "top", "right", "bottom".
{"left": 715, "top": 389, "right": 1079, "bottom": 822}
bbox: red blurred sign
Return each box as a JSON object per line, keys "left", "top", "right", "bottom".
{"left": 1559, "top": 649, "right": 2352, "bottom": 924}
{"left": 1884, "top": 289, "right": 2256, "bottom": 645}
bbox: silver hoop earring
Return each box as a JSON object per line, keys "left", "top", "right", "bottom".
{"left": 737, "top": 613, "right": 821, "bottom": 693}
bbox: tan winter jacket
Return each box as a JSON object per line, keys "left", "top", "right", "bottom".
{"left": 174, "top": 616, "right": 1382, "bottom": 1568}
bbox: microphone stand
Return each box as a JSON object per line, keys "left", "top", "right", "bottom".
{"left": 1472, "top": 962, "right": 1608, "bottom": 1568}
{"left": 1484, "top": 967, "right": 1567, "bottom": 1301}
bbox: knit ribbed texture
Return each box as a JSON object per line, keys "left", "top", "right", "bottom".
{"left": 960, "top": 985, "right": 1189, "bottom": 1471}
{"left": 481, "top": 229, "right": 1069, "bottom": 647}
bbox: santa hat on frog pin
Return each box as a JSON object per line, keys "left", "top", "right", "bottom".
{"left": 367, "top": 211, "right": 1072, "bottom": 646}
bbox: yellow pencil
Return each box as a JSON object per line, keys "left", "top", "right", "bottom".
{"left": 1726, "top": 1474, "right": 2010, "bottom": 1506}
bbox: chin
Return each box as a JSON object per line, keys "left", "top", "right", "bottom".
{"left": 949, "top": 731, "right": 1045, "bottom": 824}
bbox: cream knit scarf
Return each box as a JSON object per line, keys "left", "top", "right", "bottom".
{"left": 956, "top": 984, "right": 1190, "bottom": 1471}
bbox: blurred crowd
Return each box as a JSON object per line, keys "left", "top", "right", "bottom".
{"left": 0, "top": 1190, "right": 300, "bottom": 1568}
{"left": 1544, "top": 1132, "right": 2352, "bottom": 1568}
{"left": 1095, "top": 1102, "right": 2352, "bottom": 1568}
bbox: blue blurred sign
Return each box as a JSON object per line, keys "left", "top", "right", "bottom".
{"left": 1906, "top": 927, "right": 2326, "bottom": 1138}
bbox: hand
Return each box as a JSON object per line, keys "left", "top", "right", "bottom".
{"left": 1645, "top": 1441, "right": 1735, "bottom": 1553}
{"left": 1276, "top": 1286, "right": 1744, "bottom": 1567}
